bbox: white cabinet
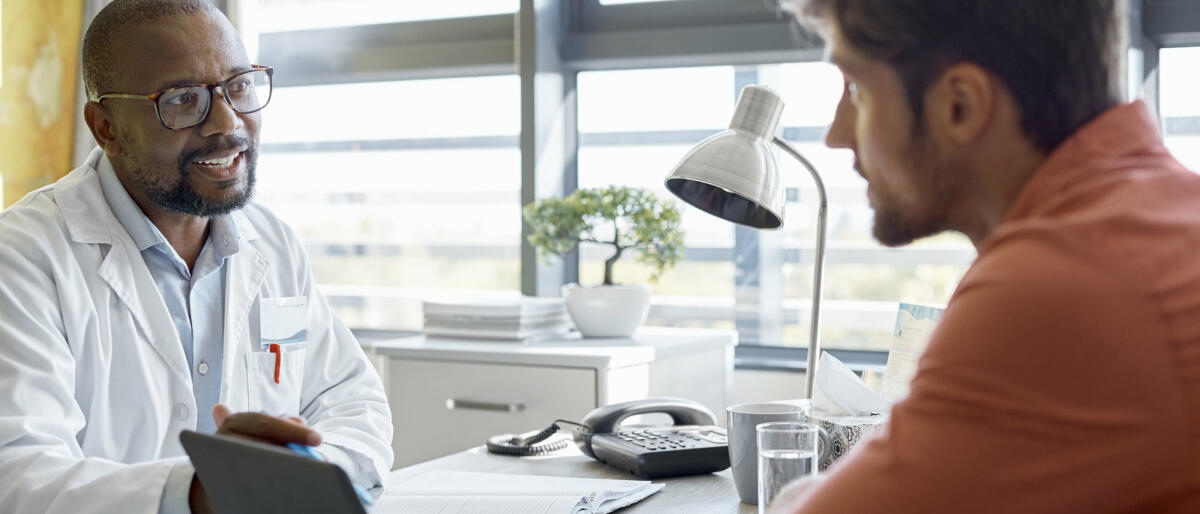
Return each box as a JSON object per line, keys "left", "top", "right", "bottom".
{"left": 364, "top": 328, "right": 736, "bottom": 468}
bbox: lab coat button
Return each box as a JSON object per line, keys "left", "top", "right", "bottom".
{"left": 175, "top": 403, "right": 189, "bottom": 420}
{"left": 198, "top": 361, "right": 209, "bottom": 375}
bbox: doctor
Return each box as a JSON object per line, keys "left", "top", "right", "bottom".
{"left": 0, "top": 1, "right": 392, "bottom": 513}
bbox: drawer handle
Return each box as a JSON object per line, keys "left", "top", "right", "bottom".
{"left": 445, "top": 398, "right": 525, "bottom": 413}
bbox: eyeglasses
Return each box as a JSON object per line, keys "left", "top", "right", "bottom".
{"left": 95, "top": 65, "right": 274, "bottom": 130}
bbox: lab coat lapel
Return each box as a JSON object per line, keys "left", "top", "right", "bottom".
{"left": 220, "top": 213, "right": 268, "bottom": 408}
{"left": 97, "top": 240, "right": 191, "bottom": 379}
{"left": 56, "top": 148, "right": 191, "bottom": 379}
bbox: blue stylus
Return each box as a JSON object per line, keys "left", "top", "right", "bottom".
{"left": 287, "top": 443, "right": 375, "bottom": 506}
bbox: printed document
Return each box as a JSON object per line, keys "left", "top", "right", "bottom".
{"left": 373, "top": 470, "right": 664, "bottom": 514}
{"left": 881, "top": 303, "right": 945, "bottom": 402}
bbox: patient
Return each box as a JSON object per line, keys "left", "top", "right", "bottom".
{"left": 768, "top": 0, "right": 1200, "bottom": 512}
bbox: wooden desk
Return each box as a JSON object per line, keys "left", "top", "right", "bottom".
{"left": 384, "top": 445, "right": 756, "bottom": 514}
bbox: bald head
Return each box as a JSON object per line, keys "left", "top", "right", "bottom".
{"left": 82, "top": 0, "right": 225, "bottom": 101}
{"left": 80, "top": 0, "right": 261, "bottom": 220}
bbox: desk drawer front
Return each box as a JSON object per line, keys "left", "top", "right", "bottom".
{"left": 388, "top": 359, "right": 596, "bottom": 468}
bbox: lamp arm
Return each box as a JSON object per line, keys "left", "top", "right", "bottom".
{"left": 773, "top": 137, "right": 828, "bottom": 400}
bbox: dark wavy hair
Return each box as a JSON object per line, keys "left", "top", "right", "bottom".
{"left": 787, "top": 0, "right": 1126, "bottom": 152}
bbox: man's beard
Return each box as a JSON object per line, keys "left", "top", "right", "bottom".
{"left": 137, "top": 139, "right": 258, "bottom": 218}
{"left": 869, "top": 130, "right": 954, "bottom": 247}
{"left": 872, "top": 202, "right": 936, "bottom": 247}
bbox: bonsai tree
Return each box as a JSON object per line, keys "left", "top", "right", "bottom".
{"left": 523, "top": 186, "right": 685, "bottom": 286}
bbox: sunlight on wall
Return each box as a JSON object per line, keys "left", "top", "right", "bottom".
{"left": 0, "top": 0, "right": 83, "bottom": 208}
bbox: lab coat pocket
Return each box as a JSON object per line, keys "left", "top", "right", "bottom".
{"left": 246, "top": 346, "right": 306, "bottom": 416}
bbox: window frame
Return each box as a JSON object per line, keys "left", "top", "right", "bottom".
{"left": 255, "top": 0, "right": 1178, "bottom": 371}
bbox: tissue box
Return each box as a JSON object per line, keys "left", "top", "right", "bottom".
{"left": 799, "top": 411, "right": 888, "bottom": 472}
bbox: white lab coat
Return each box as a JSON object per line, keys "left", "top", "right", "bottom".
{"left": 0, "top": 148, "right": 394, "bottom": 513}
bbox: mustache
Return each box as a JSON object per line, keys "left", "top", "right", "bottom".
{"left": 179, "top": 136, "right": 255, "bottom": 170}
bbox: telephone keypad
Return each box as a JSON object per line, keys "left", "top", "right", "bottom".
{"left": 613, "top": 428, "right": 717, "bottom": 451}
{"left": 590, "top": 424, "right": 730, "bottom": 478}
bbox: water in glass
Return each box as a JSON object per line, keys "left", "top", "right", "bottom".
{"left": 757, "top": 449, "right": 816, "bottom": 513}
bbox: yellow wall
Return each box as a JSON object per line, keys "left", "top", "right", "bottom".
{"left": 0, "top": 0, "right": 85, "bottom": 209}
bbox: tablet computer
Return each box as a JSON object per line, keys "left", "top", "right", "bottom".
{"left": 179, "top": 430, "right": 368, "bottom": 514}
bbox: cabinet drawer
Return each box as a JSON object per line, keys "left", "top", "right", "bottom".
{"left": 388, "top": 359, "right": 597, "bottom": 468}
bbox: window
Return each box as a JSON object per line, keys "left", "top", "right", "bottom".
{"left": 599, "top": 0, "right": 702, "bottom": 4}
{"left": 255, "top": 0, "right": 518, "bottom": 33}
{"left": 577, "top": 63, "right": 973, "bottom": 352}
{"left": 578, "top": 66, "right": 740, "bottom": 332}
{"left": 1160, "top": 46, "right": 1200, "bottom": 172}
{"left": 255, "top": 75, "right": 522, "bottom": 328}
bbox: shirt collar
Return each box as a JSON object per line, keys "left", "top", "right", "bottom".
{"left": 1003, "top": 100, "right": 1164, "bottom": 223}
{"left": 97, "top": 154, "right": 242, "bottom": 259}
{"left": 209, "top": 211, "right": 241, "bottom": 260}
{"left": 97, "top": 155, "right": 166, "bottom": 251}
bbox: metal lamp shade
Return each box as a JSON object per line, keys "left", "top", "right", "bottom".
{"left": 664, "top": 85, "right": 787, "bottom": 230}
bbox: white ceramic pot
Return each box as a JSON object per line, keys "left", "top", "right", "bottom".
{"left": 562, "top": 283, "right": 652, "bottom": 338}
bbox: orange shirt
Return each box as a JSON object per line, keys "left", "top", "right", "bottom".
{"left": 794, "top": 101, "right": 1200, "bottom": 513}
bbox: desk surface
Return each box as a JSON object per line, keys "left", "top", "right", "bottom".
{"left": 386, "top": 444, "right": 756, "bottom": 514}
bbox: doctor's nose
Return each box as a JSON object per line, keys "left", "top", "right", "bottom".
{"left": 198, "top": 87, "right": 244, "bottom": 138}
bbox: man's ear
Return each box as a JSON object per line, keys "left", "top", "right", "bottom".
{"left": 925, "top": 63, "right": 995, "bottom": 146}
{"left": 83, "top": 102, "right": 121, "bottom": 157}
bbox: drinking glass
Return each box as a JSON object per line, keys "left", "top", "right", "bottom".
{"left": 756, "top": 421, "right": 825, "bottom": 514}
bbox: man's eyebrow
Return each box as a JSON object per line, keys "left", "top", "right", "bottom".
{"left": 155, "top": 78, "right": 203, "bottom": 91}
{"left": 227, "top": 65, "right": 255, "bottom": 76}
{"left": 154, "top": 67, "right": 254, "bottom": 91}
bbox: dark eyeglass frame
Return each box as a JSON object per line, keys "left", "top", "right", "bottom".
{"left": 95, "top": 65, "right": 274, "bottom": 130}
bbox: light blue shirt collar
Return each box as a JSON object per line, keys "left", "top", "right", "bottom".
{"left": 96, "top": 154, "right": 241, "bottom": 261}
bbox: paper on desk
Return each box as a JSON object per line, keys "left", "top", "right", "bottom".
{"left": 812, "top": 352, "right": 891, "bottom": 417}
{"left": 372, "top": 495, "right": 583, "bottom": 514}
{"left": 880, "top": 303, "right": 944, "bottom": 402}
{"left": 374, "top": 470, "right": 664, "bottom": 514}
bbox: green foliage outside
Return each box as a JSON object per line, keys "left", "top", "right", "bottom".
{"left": 523, "top": 186, "right": 685, "bottom": 286}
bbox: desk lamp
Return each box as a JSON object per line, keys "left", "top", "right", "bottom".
{"left": 664, "top": 85, "right": 828, "bottom": 399}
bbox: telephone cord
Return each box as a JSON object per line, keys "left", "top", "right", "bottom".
{"left": 485, "top": 419, "right": 588, "bottom": 456}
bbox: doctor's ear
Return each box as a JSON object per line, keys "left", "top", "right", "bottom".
{"left": 84, "top": 102, "right": 121, "bottom": 157}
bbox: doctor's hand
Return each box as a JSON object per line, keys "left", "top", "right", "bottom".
{"left": 189, "top": 404, "right": 323, "bottom": 514}
{"left": 211, "top": 403, "right": 321, "bottom": 446}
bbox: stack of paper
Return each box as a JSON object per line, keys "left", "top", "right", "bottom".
{"left": 422, "top": 297, "right": 574, "bottom": 341}
{"left": 376, "top": 470, "right": 664, "bottom": 514}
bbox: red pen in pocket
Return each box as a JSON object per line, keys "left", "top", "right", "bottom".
{"left": 269, "top": 343, "right": 282, "bottom": 384}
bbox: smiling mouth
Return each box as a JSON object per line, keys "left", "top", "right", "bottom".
{"left": 189, "top": 150, "right": 245, "bottom": 181}
{"left": 193, "top": 154, "right": 238, "bottom": 168}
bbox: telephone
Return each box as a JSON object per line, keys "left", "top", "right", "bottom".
{"left": 486, "top": 398, "right": 730, "bottom": 479}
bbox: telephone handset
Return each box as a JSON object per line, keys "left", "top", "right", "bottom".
{"left": 487, "top": 397, "right": 730, "bottom": 479}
